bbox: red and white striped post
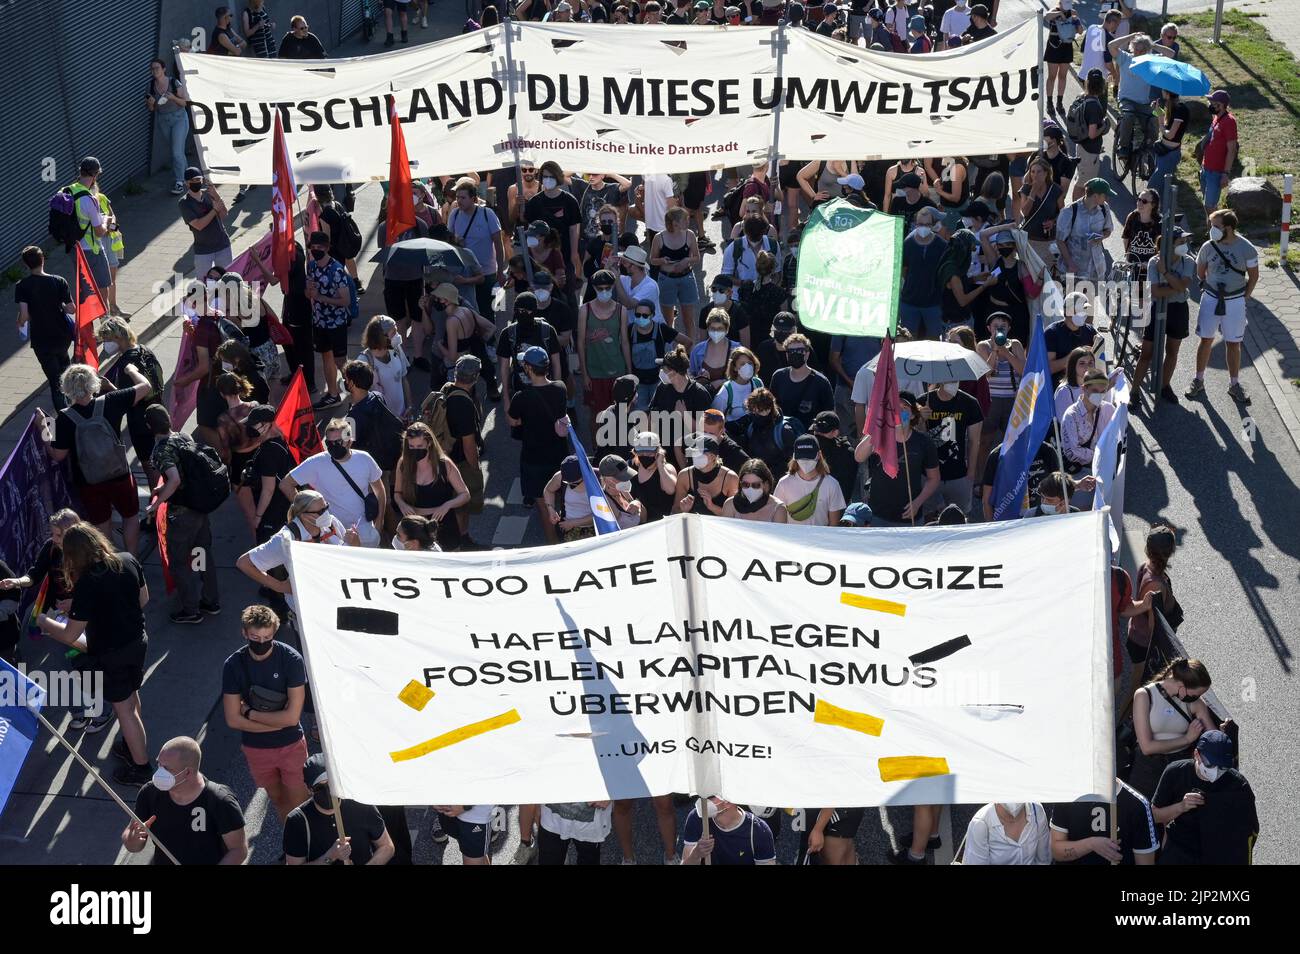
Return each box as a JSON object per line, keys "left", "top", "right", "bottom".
{"left": 1281, "top": 174, "right": 1293, "bottom": 257}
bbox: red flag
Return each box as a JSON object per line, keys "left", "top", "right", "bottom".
{"left": 271, "top": 112, "right": 297, "bottom": 293}
{"left": 168, "top": 321, "right": 200, "bottom": 428}
{"left": 72, "top": 245, "right": 106, "bottom": 370}
{"left": 385, "top": 96, "right": 417, "bottom": 246}
{"left": 275, "top": 368, "right": 323, "bottom": 465}
{"left": 155, "top": 483, "right": 177, "bottom": 593}
{"left": 867, "top": 335, "right": 901, "bottom": 479}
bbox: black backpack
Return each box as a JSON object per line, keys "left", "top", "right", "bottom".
{"left": 350, "top": 393, "right": 404, "bottom": 471}
{"left": 49, "top": 184, "right": 91, "bottom": 252}
{"left": 329, "top": 202, "right": 364, "bottom": 259}
{"left": 175, "top": 437, "right": 232, "bottom": 513}
{"left": 720, "top": 181, "right": 747, "bottom": 224}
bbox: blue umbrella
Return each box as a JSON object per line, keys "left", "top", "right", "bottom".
{"left": 1129, "top": 54, "right": 1211, "bottom": 96}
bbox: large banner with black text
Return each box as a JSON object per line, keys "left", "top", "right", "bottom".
{"left": 288, "top": 511, "right": 1113, "bottom": 807}
{"left": 178, "top": 20, "right": 1042, "bottom": 182}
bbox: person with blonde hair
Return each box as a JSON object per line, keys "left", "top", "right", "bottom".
{"left": 358, "top": 315, "right": 412, "bottom": 418}
{"left": 281, "top": 418, "right": 387, "bottom": 547}
{"left": 774, "top": 434, "right": 845, "bottom": 526}
{"left": 37, "top": 523, "right": 152, "bottom": 783}
{"left": 649, "top": 206, "right": 701, "bottom": 336}
{"left": 393, "top": 422, "right": 470, "bottom": 550}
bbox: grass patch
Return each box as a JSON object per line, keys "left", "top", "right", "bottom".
{"left": 1133, "top": 10, "right": 1300, "bottom": 245}
{"left": 1258, "top": 243, "right": 1300, "bottom": 269}
{"left": 0, "top": 264, "right": 23, "bottom": 290}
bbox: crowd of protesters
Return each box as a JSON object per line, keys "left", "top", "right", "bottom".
{"left": 3, "top": 0, "right": 1260, "bottom": 866}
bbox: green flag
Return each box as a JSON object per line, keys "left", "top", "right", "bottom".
{"left": 795, "top": 199, "right": 902, "bottom": 338}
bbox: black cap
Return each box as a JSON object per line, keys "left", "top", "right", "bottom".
{"left": 792, "top": 434, "right": 820, "bottom": 460}
{"left": 246, "top": 404, "right": 277, "bottom": 427}
{"left": 184, "top": 165, "right": 203, "bottom": 180}
{"left": 303, "top": 752, "right": 329, "bottom": 789}
{"left": 897, "top": 172, "right": 922, "bottom": 189}
{"left": 80, "top": 156, "right": 102, "bottom": 176}
{"left": 612, "top": 373, "right": 639, "bottom": 403}
{"left": 811, "top": 410, "right": 840, "bottom": 434}
{"left": 772, "top": 311, "right": 797, "bottom": 331}
{"left": 711, "top": 274, "right": 734, "bottom": 290}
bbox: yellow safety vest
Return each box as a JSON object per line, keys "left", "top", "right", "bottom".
{"left": 70, "top": 182, "right": 102, "bottom": 255}
{"left": 97, "top": 193, "right": 124, "bottom": 257}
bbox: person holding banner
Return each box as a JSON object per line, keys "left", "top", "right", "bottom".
{"left": 675, "top": 434, "right": 739, "bottom": 517}
{"left": 1059, "top": 368, "right": 1113, "bottom": 506}
{"left": 961, "top": 802, "right": 1052, "bottom": 865}
{"left": 853, "top": 391, "right": 940, "bottom": 526}
{"left": 286, "top": 754, "right": 394, "bottom": 865}
{"left": 681, "top": 797, "right": 777, "bottom": 865}
{"left": 281, "top": 420, "right": 386, "bottom": 548}
{"left": 237, "top": 490, "right": 359, "bottom": 617}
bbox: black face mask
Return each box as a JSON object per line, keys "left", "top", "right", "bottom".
{"left": 408, "top": 447, "right": 428, "bottom": 462}
{"left": 997, "top": 246, "right": 1016, "bottom": 258}
{"left": 787, "top": 351, "right": 807, "bottom": 369}
{"left": 187, "top": 180, "right": 204, "bottom": 192}
{"left": 312, "top": 787, "right": 333, "bottom": 811}
{"left": 515, "top": 311, "right": 535, "bottom": 325}
{"left": 600, "top": 221, "right": 614, "bottom": 235}
{"left": 310, "top": 248, "right": 327, "bottom": 261}
{"left": 773, "top": 330, "right": 792, "bottom": 344}
{"left": 247, "top": 639, "right": 274, "bottom": 658}
{"left": 326, "top": 439, "right": 349, "bottom": 460}
{"left": 636, "top": 454, "right": 657, "bottom": 468}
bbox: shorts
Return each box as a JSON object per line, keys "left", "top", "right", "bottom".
{"left": 1044, "top": 42, "right": 1074, "bottom": 65}
{"left": 1072, "top": 148, "right": 1103, "bottom": 188}
{"left": 584, "top": 375, "right": 616, "bottom": 414}
{"left": 1007, "top": 155, "right": 1028, "bottom": 179}
{"left": 101, "top": 240, "right": 120, "bottom": 269}
{"left": 657, "top": 272, "right": 699, "bottom": 307}
{"left": 313, "top": 323, "right": 349, "bottom": 357}
{"left": 439, "top": 812, "right": 490, "bottom": 858}
{"left": 824, "top": 807, "right": 865, "bottom": 839}
{"left": 93, "top": 636, "right": 149, "bottom": 704}
{"left": 80, "top": 244, "right": 112, "bottom": 290}
{"left": 520, "top": 457, "right": 561, "bottom": 501}
{"left": 670, "top": 173, "right": 692, "bottom": 200}
{"left": 1195, "top": 292, "right": 1247, "bottom": 343}
{"left": 1144, "top": 300, "right": 1190, "bottom": 342}
{"left": 455, "top": 457, "right": 485, "bottom": 514}
{"left": 1125, "top": 636, "right": 1150, "bottom": 664}
{"left": 384, "top": 277, "right": 423, "bottom": 325}
{"left": 986, "top": 395, "right": 1014, "bottom": 435}
{"left": 79, "top": 473, "right": 141, "bottom": 525}
{"left": 778, "top": 162, "right": 801, "bottom": 192}
{"left": 383, "top": 0, "right": 410, "bottom": 10}
{"left": 683, "top": 172, "right": 709, "bottom": 211}
{"left": 242, "top": 736, "right": 310, "bottom": 791}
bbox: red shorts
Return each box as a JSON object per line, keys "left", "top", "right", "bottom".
{"left": 79, "top": 474, "right": 140, "bottom": 525}
{"left": 584, "top": 376, "right": 617, "bottom": 413}
{"left": 242, "top": 736, "right": 309, "bottom": 791}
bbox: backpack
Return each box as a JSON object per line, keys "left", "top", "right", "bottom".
{"left": 343, "top": 273, "right": 360, "bottom": 325}
{"left": 419, "top": 385, "right": 456, "bottom": 456}
{"left": 49, "top": 185, "right": 91, "bottom": 252}
{"left": 722, "top": 377, "right": 763, "bottom": 418}
{"left": 350, "top": 393, "right": 404, "bottom": 471}
{"left": 772, "top": 414, "right": 806, "bottom": 451}
{"left": 330, "top": 202, "right": 364, "bottom": 259}
{"left": 174, "top": 437, "right": 232, "bottom": 513}
{"left": 1064, "top": 95, "right": 1095, "bottom": 141}
{"left": 64, "top": 398, "right": 130, "bottom": 484}
{"left": 720, "top": 182, "right": 747, "bottom": 224}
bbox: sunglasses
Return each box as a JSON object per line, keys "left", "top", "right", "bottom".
{"left": 786, "top": 348, "right": 807, "bottom": 356}
{"left": 1137, "top": 198, "right": 1153, "bottom": 205}
{"left": 306, "top": 507, "right": 327, "bottom": 516}
{"left": 635, "top": 312, "right": 652, "bottom": 319}
{"left": 740, "top": 480, "right": 763, "bottom": 489}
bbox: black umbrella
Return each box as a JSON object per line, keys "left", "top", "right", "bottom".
{"left": 374, "top": 238, "right": 467, "bottom": 282}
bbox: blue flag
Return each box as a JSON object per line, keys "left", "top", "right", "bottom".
{"left": 0, "top": 657, "right": 45, "bottom": 819}
{"left": 991, "top": 314, "right": 1054, "bottom": 520}
{"left": 566, "top": 423, "right": 621, "bottom": 535}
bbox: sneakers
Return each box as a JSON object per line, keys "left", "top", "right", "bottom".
{"left": 170, "top": 610, "right": 203, "bottom": 625}
{"left": 620, "top": 856, "right": 637, "bottom": 865}
{"left": 199, "top": 600, "right": 222, "bottom": 616}
{"left": 1228, "top": 382, "right": 1251, "bottom": 405}
{"left": 512, "top": 838, "right": 538, "bottom": 865}
{"left": 887, "top": 846, "right": 927, "bottom": 865}
{"left": 113, "top": 761, "right": 154, "bottom": 786}
{"left": 421, "top": 14, "right": 428, "bottom": 28}
{"left": 71, "top": 710, "right": 112, "bottom": 733}
{"left": 1160, "top": 384, "right": 1179, "bottom": 404}
{"left": 312, "top": 392, "right": 342, "bottom": 409}
{"left": 170, "top": 181, "right": 185, "bottom": 195}
{"left": 430, "top": 814, "right": 448, "bottom": 844}
{"left": 901, "top": 832, "right": 943, "bottom": 852}
{"left": 1184, "top": 378, "right": 1206, "bottom": 399}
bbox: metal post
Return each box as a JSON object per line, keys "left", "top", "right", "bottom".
{"left": 1281, "top": 173, "right": 1293, "bottom": 257}
{"left": 1213, "top": 0, "right": 1225, "bottom": 45}
{"left": 501, "top": 16, "right": 534, "bottom": 284}
{"left": 1161, "top": 0, "right": 1168, "bottom": 19}
{"left": 1150, "top": 181, "right": 1175, "bottom": 401}
{"left": 766, "top": 19, "right": 789, "bottom": 242}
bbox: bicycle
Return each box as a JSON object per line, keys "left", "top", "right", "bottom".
{"left": 361, "top": 0, "right": 376, "bottom": 41}
{"left": 1113, "top": 103, "right": 1156, "bottom": 195}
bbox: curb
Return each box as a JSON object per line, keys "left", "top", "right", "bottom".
{"left": 1242, "top": 272, "right": 1300, "bottom": 455}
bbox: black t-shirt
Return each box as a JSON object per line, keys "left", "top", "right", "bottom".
{"left": 1153, "top": 760, "right": 1259, "bottom": 865}
{"left": 1122, "top": 212, "right": 1163, "bottom": 263}
{"left": 918, "top": 389, "right": 985, "bottom": 481}
{"left": 738, "top": 286, "right": 782, "bottom": 346}
{"left": 1161, "top": 101, "right": 1191, "bottom": 146}
{"left": 318, "top": 203, "right": 351, "bottom": 259}
{"left": 1020, "top": 184, "right": 1062, "bottom": 242}
{"left": 816, "top": 434, "right": 857, "bottom": 504}
{"left": 508, "top": 380, "right": 569, "bottom": 462}
{"left": 525, "top": 190, "right": 583, "bottom": 265}
{"left": 1049, "top": 787, "right": 1158, "bottom": 866}
{"left": 648, "top": 380, "right": 714, "bottom": 450}
{"left": 444, "top": 386, "right": 482, "bottom": 464}
{"left": 135, "top": 780, "right": 245, "bottom": 865}
{"left": 278, "top": 31, "right": 327, "bottom": 58}
{"left": 14, "top": 273, "right": 72, "bottom": 348}
{"left": 866, "top": 430, "right": 939, "bottom": 521}
{"left": 891, "top": 195, "right": 937, "bottom": 230}
{"left": 250, "top": 437, "right": 294, "bottom": 528}
{"left": 1043, "top": 318, "right": 1098, "bottom": 372}
{"left": 69, "top": 553, "right": 146, "bottom": 654}
{"left": 284, "top": 799, "right": 387, "bottom": 865}
{"left": 53, "top": 389, "right": 137, "bottom": 485}
{"left": 221, "top": 642, "right": 307, "bottom": 749}
{"left": 966, "top": 24, "right": 996, "bottom": 41}
{"left": 981, "top": 440, "right": 1058, "bottom": 507}
{"left": 498, "top": 319, "right": 561, "bottom": 393}
{"left": 196, "top": 387, "right": 229, "bottom": 429}
{"left": 536, "top": 297, "right": 577, "bottom": 336}
{"left": 1079, "top": 96, "right": 1106, "bottom": 154}
{"left": 629, "top": 324, "right": 681, "bottom": 385}
{"left": 715, "top": 432, "right": 750, "bottom": 473}
{"left": 768, "top": 368, "right": 834, "bottom": 429}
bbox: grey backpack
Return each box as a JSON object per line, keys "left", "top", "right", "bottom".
{"left": 65, "top": 398, "right": 130, "bottom": 484}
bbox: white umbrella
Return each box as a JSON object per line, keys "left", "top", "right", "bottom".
{"left": 864, "top": 340, "right": 990, "bottom": 394}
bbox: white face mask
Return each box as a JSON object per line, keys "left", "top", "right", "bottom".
{"left": 541, "top": 176, "right": 558, "bottom": 190}
{"left": 391, "top": 535, "right": 406, "bottom": 551}
{"left": 311, "top": 508, "right": 331, "bottom": 528}
{"left": 913, "top": 225, "right": 933, "bottom": 239}
{"left": 101, "top": 341, "right": 120, "bottom": 356}
{"left": 615, "top": 480, "right": 632, "bottom": 494}
{"left": 738, "top": 364, "right": 755, "bottom": 382}
{"left": 962, "top": 217, "right": 978, "bottom": 230}
{"left": 741, "top": 486, "right": 764, "bottom": 503}
{"left": 939, "top": 382, "right": 959, "bottom": 399}
{"left": 999, "top": 802, "right": 1025, "bottom": 816}
{"left": 1067, "top": 311, "right": 1087, "bottom": 328}
{"left": 797, "top": 459, "right": 818, "bottom": 475}
{"left": 1195, "top": 759, "right": 1223, "bottom": 783}
{"left": 1174, "top": 244, "right": 1188, "bottom": 257}
{"left": 1087, "top": 391, "right": 1104, "bottom": 407}
{"left": 153, "top": 766, "right": 180, "bottom": 792}
{"left": 526, "top": 236, "right": 540, "bottom": 248}
{"left": 1208, "top": 225, "right": 1225, "bottom": 242}
{"left": 703, "top": 800, "right": 722, "bottom": 818}
{"left": 712, "top": 291, "right": 729, "bottom": 305}
{"left": 708, "top": 329, "right": 726, "bottom": 343}
{"left": 389, "top": 332, "right": 402, "bottom": 349}
{"left": 596, "top": 289, "right": 614, "bottom": 302}
{"left": 535, "top": 288, "right": 551, "bottom": 304}
{"left": 659, "top": 369, "right": 672, "bottom": 386}
{"left": 221, "top": 361, "right": 235, "bottom": 372}
{"left": 1039, "top": 501, "right": 1059, "bottom": 514}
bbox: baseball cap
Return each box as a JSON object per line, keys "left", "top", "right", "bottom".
{"left": 519, "top": 345, "right": 550, "bottom": 370}
{"left": 935, "top": 503, "right": 968, "bottom": 526}
{"left": 303, "top": 753, "right": 329, "bottom": 789}
{"left": 1044, "top": 123, "right": 1066, "bottom": 141}
{"left": 561, "top": 456, "right": 583, "bottom": 483}
{"left": 710, "top": 274, "right": 735, "bottom": 290}
{"left": 772, "top": 311, "right": 797, "bottom": 332}
{"left": 432, "top": 281, "right": 460, "bottom": 303}
{"left": 970, "top": 3, "right": 989, "bottom": 17}
{"left": 1195, "top": 729, "right": 1233, "bottom": 768}
{"left": 1208, "top": 89, "right": 1231, "bottom": 106}
{"left": 690, "top": 433, "right": 721, "bottom": 456}
{"left": 246, "top": 404, "right": 277, "bottom": 427}
{"left": 836, "top": 173, "right": 865, "bottom": 191}
{"left": 526, "top": 220, "right": 551, "bottom": 240}
{"left": 897, "top": 171, "right": 922, "bottom": 189}
{"left": 811, "top": 410, "right": 840, "bottom": 434}
{"left": 908, "top": 14, "right": 926, "bottom": 31}
{"left": 840, "top": 501, "right": 873, "bottom": 527}
{"left": 632, "top": 430, "right": 662, "bottom": 452}
{"left": 822, "top": 2, "right": 837, "bottom": 11}
{"left": 940, "top": 210, "right": 963, "bottom": 232}
{"left": 455, "top": 354, "right": 482, "bottom": 379}
{"left": 621, "top": 246, "right": 649, "bottom": 267}
{"left": 183, "top": 165, "right": 203, "bottom": 180}
{"left": 1085, "top": 177, "right": 1115, "bottom": 196}
{"left": 868, "top": 7, "right": 884, "bottom": 20}
{"left": 694, "top": 0, "right": 709, "bottom": 8}
{"left": 792, "top": 433, "right": 820, "bottom": 460}
{"left": 555, "top": 0, "right": 572, "bottom": 10}
{"left": 612, "top": 373, "right": 639, "bottom": 403}
{"left": 599, "top": 455, "right": 634, "bottom": 481}
{"left": 531, "top": 269, "right": 555, "bottom": 288}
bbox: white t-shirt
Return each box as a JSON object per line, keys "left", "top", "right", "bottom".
{"left": 540, "top": 803, "right": 613, "bottom": 843}
{"left": 289, "top": 450, "right": 383, "bottom": 534}
{"left": 621, "top": 273, "right": 664, "bottom": 325}
{"left": 246, "top": 516, "right": 347, "bottom": 614}
{"left": 359, "top": 348, "right": 410, "bottom": 417}
{"left": 712, "top": 378, "right": 759, "bottom": 422}
{"left": 851, "top": 362, "right": 876, "bottom": 408}
{"left": 940, "top": 6, "right": 971, "bottom": 37}
{"left": 643, "top": 174, "right": 675, "bottom": 232}
{"left": 962, "top": 803, "right": 1052, "bottom": 866}
{"left": 774, "top": 471, "right": 846, "bottom": 526}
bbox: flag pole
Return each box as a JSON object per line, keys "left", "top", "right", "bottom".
{"left": 902, "top": 430, "right": 916, "bottom": 525}
{"left": 501, "top": 15, "right": 535, "bottom": 285}
{"left": 32, "top": 710, "right": 181, "bottom": 865}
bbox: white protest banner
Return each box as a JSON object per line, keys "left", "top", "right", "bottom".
{"left": 178, "top": 21, "right": 1042, "bottom": 183}
{"left": 288, "top": 511, "right": 1112, "bottom": 808}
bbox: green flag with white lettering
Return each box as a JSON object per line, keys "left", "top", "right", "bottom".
{"left": 794, "top": 199, "right": 901, "bottom": 338}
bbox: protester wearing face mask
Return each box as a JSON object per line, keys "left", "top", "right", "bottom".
{"left": 681, "top": 796, "right": 777, "bottom": 865}
{"left": 935, "top": 229, "right": 996, "bottom": 331}
{"left": 1020, "top": 471, "right": 1079, "bottom": 518}
{"left": 358, "top": 316, "right": 414, "bottom": 417}
{"left": 720, "top": 214, "right": 779, "bottom": 308}
{"left": 597, "top": 456, "right": 645, "bottom": 529}
{"left": 961, "top": 801, "right": 1051, "bottom": 865}
{"left": 507, "top": 346, "right": 571, "bottom": 540}
{"left": 1044, "top": 291, "right": 1099, "bottom": 383}
{"left": 702, "top": 274, "right": 752, "bottom": 348}
{"left": 122, "top": 736, "right": 247, "bottom": 865}
{"left": 627, "top": 300, "right": 681, "bottom": 411}
{"left": 1187, "top": 208, "right": 1258, "bottom": 406}
{"left": 544, "top": 455, "right": 598, "bottom": 542}
{"left": 729, "top": 387, "right": 796, "bottom": 473}
{"left": 939, "top": 0, "right": 971, "bottom": 40}
{"left": 649, "top": 207, "right": 702, "bottom": 338}
{"left": 177, "top": 164, "right": 233, "bottom": 277}
{"left": 979, "top": 229, "right": 1041, "bottom": 347}
{"left": 768, "top": 333, "right": 833, "bottom": 431}
{"left": 675, "top": 433, "right": 740, "bottom": 516}
{"left": 303, "top": 230, "right": 351, "bottom": 408}
{"left": 1059, "top": 369, "right": 1112, "bottom": 498}
{"left": 918, "top": 379, "right": 984, "bottom": 517}
{"left": 393, "top": 422, "right": 470, "bottom": 551}
{"left": 98, "top": 316, "right": 165, "bottom": 487}
{"left": 1134, "top": 228, "right": 1194, "bottom": 406}
{"left": 722, "top": 458, "right": 788, "bottom": 523}
{"left": 281, "top": 419, "right": 386, "bottom": 548}
{"left": 1199, "top": 90, "right": 1237, "bottom": 212}
{"left": 594, "top": 374, "right": 641, "bottom": 463}
{"left": 773, "top": 434, "right": 846, "bottom": 526}
{"left": 627, "top": 431, "right": 679, "bottom": 522}
{"left": 497, "top": 292, "right": 563, "bottom": 404}
{"left": 1055, "top": 178, "right": 1114, "bottom": 281}
{"left": 236, "top": 405, "right": 293, "bottom": 543}
{"left": 237, "top": 490, "right": 359, "bottom": 617}
{"left": 524, "top": 160, "right": 583, "bottom": 282}
{"left": 974, "top": 311, "right": 1026, "bottom": 453}
{"left": 1052, "top": 347, "right": 1095, "bottom": 421}
{"left": 221, "top": 604, "right": 309, "bottom": 824}
{"left": 285, "top": 753, "right": 394, "bottom": 866}
{"left": 891, "top": 172, "right": 939, "bottom": 230}
{"left": 713, "top": 347, "right": 764, "bottom": 423}
{"left": 699, "top": 407, "right": 749, "bottom": 472}
{"left": 523, "top": 221, "right": 568, "bottom": 292}
{"left": 854, "top": 391, "right": 941, "bottom": 526}
{"left": 1050, "top": 777, "right": 1159, "bottom": 866}
{"left": 753, "top": 311, "right": 801, "bottom": 376}
{"left": 689, "top": 311, "right": 740, "bottom": 394}
{"left": 651, "top": 345, "right": 714, "bottom": 468}
{"left": 612, "top": 246, "right": 663, "bottom": 325}
{"left": 1130, "top": 656, "right": 1216, "bottom": 798}
{"left": 806, "top": 411, "right": 857, "bottom": 502}
{"left": 1152, "top": 729, "right": 1257, "bottom": 865}
{"left": 577, "top": 269, "right": 632, "bottom": 417}
{"left": 899, "top": 207, "right": 948, "bottom": 340}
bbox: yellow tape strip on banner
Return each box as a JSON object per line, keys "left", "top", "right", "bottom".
{"left": 839, "top": 592, "right": 908, "bottom": 617}
{"left": 813, "top": 698, "right": 885, "bottom": 737}
{"left": 878, "top": 756, "right": 951, "bottom": 782}
{"left": 389, "top": 709, "right": 522, "bottom": 763}
{"left": 397, "top": 680, "right": 435, "bottom": 711}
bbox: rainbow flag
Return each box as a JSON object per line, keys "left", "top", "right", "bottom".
{"left": 22, "top": 576, "right": 49, "bottom": 641}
